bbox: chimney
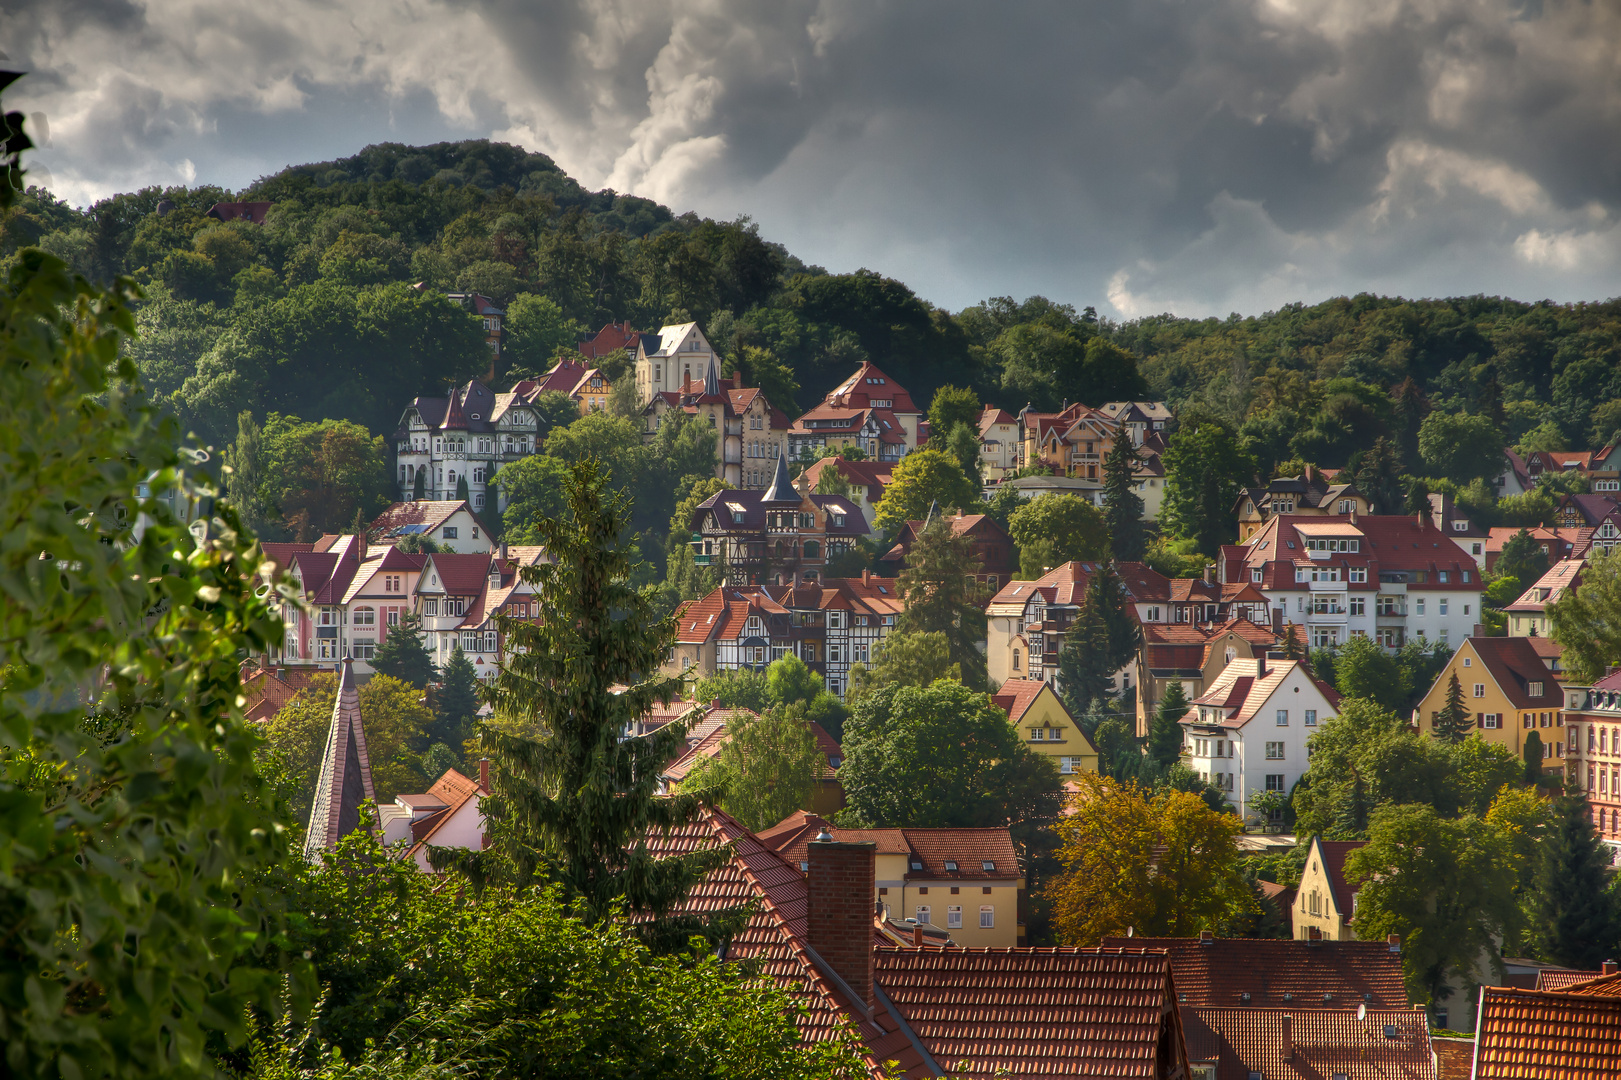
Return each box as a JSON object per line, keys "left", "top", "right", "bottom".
{"left": 862, "top": 569, "right": 871, "bottom": 587}
{"left": 1281, "top": 1015, "right": 1294, "bottom": 1061}
{"left": 1256, "top": 655, "right": 1267, "bottom": 680}
{"left": 1271, "top": 607, "right": 1283, "bottom": 634}
{"left": 1387, "top": 933, "right": 1402, "bottom": 954}
{"left": 913, "top": 924, "right": 924, "bottom": 948}
{"left": 478, "top": 758, "right": 490, "bottom": 792}
{"left": 734, "top": 369, "right": 743, "bottom": 389}
{"left": 1307, "top": 927, "right": 1323, "bottom": 946}
{"left": 1199, "top": 930, "right": 1214, "bottom": 944}
{"left": 807, "top": 838, "right": 877, "bottom": 1008}
{"left": 1203, "top": 563, "right": 1215, "bottom": 586}
{"left": 499, "top": 539, "right": 509, "bottom": 560}
{"left": 1604, "top": 960, "right": 1619, "bottom": 976}
{"left": 1304, "top": 463, "right": 1314, "bottom": 484}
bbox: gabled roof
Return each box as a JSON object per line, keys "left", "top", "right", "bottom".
{"left": 692, "top": 487, "right": 870, "bottom": 536}
{"left": 304, "top": 659, "right": 375, "bottom": 858}
{"left": 1309, "top": 836, "right": 1368, "bottom": 924}
{"left": 1473, "top": 986, "right": 1621, "bottom": 1078}
{"left": 991, "top": 677, "right": 1051, "bottom": 725}
{"left": 260, "top": 541, "right": 315, "bottom": 570}
{"left": 1506, "top": 557, "right": 1585, "bottom": 613}
{"left": 1537, "top": 968, "right": 1608, "bottom": 992}
{"left": 1461, "top": 637, "right": 1564, "bottom": 710}
{"left": 1098, "top": 934, "right": 1407, "bottom": 1009}
{"left": 1182, "top": 1006, "right": 1435, "bottom": 1079}
{"left": 370, "top": 500, "right": 473, "bottom": 539}
{"left": 1184, "top": 660, "right": 1340, "bottom": 728}
{"left": 758, "top": 812, "right": 1021, "bottom": 882}
{"left": 1117, "top": 561, "right": 1172, "bottom": 603}
{"left": 404, "top": 767, "right": 489, "bottom": 858}
{"left": 420, "top": 552, "right": 495, "bottom": 597}
{"left": 1557, "top": 970, "right": 1621, "bottom": 997}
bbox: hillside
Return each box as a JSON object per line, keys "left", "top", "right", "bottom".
{"left": 3, "top": 138, "right": 1619, "bottom": 472}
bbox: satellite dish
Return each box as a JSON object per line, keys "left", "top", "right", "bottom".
{"left": 1357, "top": 1003, "right": 1367, "bottom": 1021}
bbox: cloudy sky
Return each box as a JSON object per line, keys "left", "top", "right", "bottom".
{"left": 8, "top": 0, "right": 1620, "bottom": 317}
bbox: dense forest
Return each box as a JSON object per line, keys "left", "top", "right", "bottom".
{"left": 5, "top": 138, "right": 1620, "bottom": 542}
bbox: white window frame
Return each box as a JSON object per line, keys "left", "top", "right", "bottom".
{"left": 979, "top": 906, "right": 995, "bottom": 929}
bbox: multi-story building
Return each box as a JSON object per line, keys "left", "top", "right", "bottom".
{"left": 1133, "top": 619, "right": 1282, "bottom": 737}
{"left": 275, "top": 535, "right": 428, "bottom": 672}
{"left": 1483, "top": 525, "right": 1588, "bottom": 574}
{"left": 985, "top": 562, "right": 1103, "bottom": 690}
{"left": 879, "top": 511, "right": 1016, "bottom": 589}
{"left": 1221, "top": 514, "right": 1485, "bottom": 651}
{"left": 1566, "top": 668, "right": 1621, "bottom": 849}
{"left": 1504, "top": 558, "right": 1585, "bottom": 637}
{"left": 1179, "top": 656, "right": 1340, "bottom": 823}
{"left": 795, "top": 456, "right": 894, "bottom": 531}
{"left": 1496, "top": 444, "right": 1621, "bottom": 497}
{"left": 1412, "top": 636, "right": 1569, "bottom": 777}
{"left": 642, "top": 360, "right": 792, "bottom": 489}
{"left": 412, "top": 546, "right": 546, "bottom": 677}
{"left": 991, "top": 677, "right": 1099, "bottom": 778}
{"left": 1291, "top": 835, "right": 1366, "bottom": 943}
{"left": 977, "top": 407, "right": 1021, "bottom": 479}
{"left": 632, "top": 321, "right": 717, "bottom": 405}
{"left": 518, "top": 358, "right": 612, "bottom": 414}
{"left": 1232, "top": 467, "right": 1373, "bottom": 542}
{"left": 687, "top": 455, "right": 869, "bottom": 587}
{"left": 758, "top": 811, "right": 1026, "bottom": 947}
{"left": 1555, "top": 492, "right": 1621, "bottom": 532}
{"left": 369, "top": 500, "right": 494, "bottom": 555}
{"left": 576, "top": 320, "right": 646, "bottom": 362}
{"left": 392, "top": 380, "right": 545, "bottom": 514}
{"left": 788, "top": 361, "right": 923, "bottom": 463}
{"left": 665, "top": 572, "right": 902, "bottom": 700}
{"left": 1012, "top": 400, "right": 1169, "bottom": 518}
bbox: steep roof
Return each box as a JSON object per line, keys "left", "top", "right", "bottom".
{"left": 403, "top": 767, "right": 488, "bottom": 858}
{"left": 692, "top": 487, "right": 869, "bottom": 536}
{"left": 1311, "top": 837, "right": 1368, "bottom": 924}
{"left": 1182, "top": 1007, "right": 1435, "bottom": 1080}
{"left": 991, "top": 677, "right": 1050, "bottom": 725}
{"left": 369, "top": 500, "right": 472, "bottom": 539}
{"left": 759, "top": 812, "right": 1021, "bottom": 882}
{"left": 1098, "top": 934, "right": 1408, "bottom": 1009}
{"left": 1463, "top": 637, "right": 1564, "bottom": 710}
{"left": 1505, "top": 557, "right": 1585, "bottom": 613}
{"left": 421, "top": 552, "right": 496, "bottom": 597}
{"left": 1184, "top": 660, "right": 1341, "bottom": 729}
{"left": 304, "top": 659, "right": 375, "bottom": 858}
{"left": 1472, "top": 987, "right": 1621, "bottom": 1078}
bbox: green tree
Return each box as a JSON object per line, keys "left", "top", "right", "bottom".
{"left": 927, "top": 383, "right": 980, "bottom": 444}
{"left": 739, "top": 344, "right": 800, "bottom": 415}
{"left": 1102, "top": 434, "right": 1147, "bottom": 561}
{"left": 1524, "top": 730, "right": 1546, "bottom": 784}
{"left": 1418, "top": 411, "right": 1504, "bottom": 485}
{"left": 222, "top": 408, "right": 273, "bottom": 536}
{"left": 1497, "top": 528, "right": 1551, "bottom": 587}
{"left": 1534, "top": 795, "right": 1619, "bottom": 969}
{"left": 370, "top": 609, "right": 439, "bottom": 688}
{"left": 434, "top": 461, "right": 734, "bottom": 946}
{"left": 664, "top": 476, "right": 732, "bottom": 601}
{"left": 503, "top": 293, "right": 580, "bottom": 377}
{"left": 1147, "top": 682, "right": 1190, "bottom": 768}
{"left": 1007, "top": 492, "right": 1110, "bottom": 579}
{"left": 1161, "top": 416, "right": 1257, "bottom": 554}
{"left": 1549, "top": 547, "right": 1621, "bottom": 682}
{"left": 838, "top": 681, "right": 1061, "bottom": 848}
{"left": 498, "top": 453, "right": 572, "bottom": 543}
{"left": 767, "top": 652, "right": 825, "bottom": 709}
{"left": 682, "top": 704, "right": 823, "bottom": 832}
{"left": 0, "top": 239, "right": 290, "bottom": 1074}
{"left": 1058, "top": 562, "right": 1141, "bottom": 718}
{"left": 693, "top": 667, "right": 771, "bottom": 712}
{"left": 1333, "top": 635, "right": 1410, "bottom": 713}
{"left": 947, "top": 421, "right": 982, "bottom": 485}
{"left": 848, "top": 630, "right": 960, "bottom": 704}
{"left": 872, "top": 448, "right": 978, "bottom": 534}
{"left": 1351, "top": 435, "right": 1404, "bottom": 514}
{"left": 260, "top": 413, "right": 389, "bottom": 540}
{"left": 436, "top": 646, "right": 482, "bottom": 747}
{"left": 894, "top": 515, "right": 990, "bottom": 688}
{"left": 1431, "top": 671, "right": 1474, "bottom": 743}
{"left": 1346, "top": 804, "right": 1521, "bottom": 1013}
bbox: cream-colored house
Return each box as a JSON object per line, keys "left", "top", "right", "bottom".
{"left": 991, "top": 677, "right": 1099, "bottom": 778}
{"left": 758, "top": 811, "right": 1026, "bottom": 947}
{"left": 1294, "top": 835, "right": 1364, "bottom": 942}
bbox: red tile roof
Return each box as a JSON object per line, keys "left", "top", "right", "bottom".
{"left": 423, "top": 552, "right": 495, "bottom": 599}
{"left": 1183, "top": 1006, "right": 1435, "bottom": 1080}
{"left": 1462, "top": 637, "right": 1564, "bottom": 711}
{"left": 1537, "top": 968, "right": 1606, "bottom": 992}
{"left": 1313, "top": 838, "right": 1367, "bottom": 926}
{"left": 759, "top": 811, "right": 1020, "bottom": 882}
{"left": 1473, "top": 986, "right": 1621, "bottom": 1078}
{"left": 1098, "top": 936, "right": 1408, "bottom": 1009}
{"left": 991, "top": 677, "right": 1049, "bottom": 724}
{"left": 404, "top": 767, "right": 489, "bottom": 853}
{"left": 369, "top": 500, "right": 472, "bottom": 538}
{"left": 1558, "top": 970, "right": 1621, "bottom": 997}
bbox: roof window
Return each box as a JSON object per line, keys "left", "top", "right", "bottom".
{"left": 944, "top": 860, "right": 958, "bottom": 871}
{"left": 910, "top": 859, "right": 923, "bottom": 870}
{"left": 981, "top": 861, "right": 995, "bottom": 871}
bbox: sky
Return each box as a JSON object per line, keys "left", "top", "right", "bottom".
{"left": 7, "top": 0, "right": 1621, "bottom": 318}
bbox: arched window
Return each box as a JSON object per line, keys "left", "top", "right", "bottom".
{"left": 775, "top": 540, "right": 785, "bottom": 558}
{"left": 353, "top": 607, "right": 375, "bottom": 626}
{"left": 803, "top": 540, "right": 820, "bottom": 560}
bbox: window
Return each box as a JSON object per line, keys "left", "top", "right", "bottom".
{"left": 1265, "top": 774, "right": 1286, "bottom": 791}
{"left": 947, "top": 906, "right": 962, "bottom": 928}
{"left": 461, "top": 632, "right": 479, "bottom": 652}
{"left": 1484, "top": 713, "right": 1500, "bottom": 729}
{"left": 1252, "top": 569, "right": 1263, "bottom": 583}
{"left": 317, "top": 640, "right": 336, "bottom": 659}
{"left": 915, "top": 905, "right": 931, "bottom": 925}
{"left": 982, "top": 861, "right": 996, "bottom": 871}
{"left": 424, "top": 599, "right": 439, "bottom": 617}
{"left": 1530, "top": 681, "right": 1544, "bottom": 697}
{"left": 443, "top": 527, "right": 458, "bottom": 540}
{"left": 1277, "top": 709, "right": 1288, "bottom": 726}
{"left": 1030, "top": 727, "right": 1043, "bottom": 741}
{"left": 1266, "top": 741, "right": 1285, "bottom": 759}
{"left": 1350, "top": 596, "right": 1365, "bottom": 616}
{"left": 1304, "top": 709, "right": 1317, "bottom": 726}
{"left": 1415, "top": 598, "right": 1425, "bottom": 616}
{"left": 352, "top": 643, "right": 375, "bottom": 660}
{"left": 1349, "top": 567, "right": 1367, "bottom": 583}
{"left": 1059, "top": 756, "right": 1083, "bottom": 774}
{"left": 387, "top": 609, "right": 400, "bottom": 627}
{"left": 1439, "top": 598, "right": 1449, "bottom": 616}
{"left": 980, "top": 906, "right": 995, "bottom": 928}
{"left": 1013, "top": 648, "right": 1022, "bottom": 671}
{"left": 385, "top": 574, "right": 402, "bottom": 592}
{"left": 483, "top": 630, "right": 498, "bottom": 653}
{"left": 944, "top": 860, "right": 959, "bottom": 871}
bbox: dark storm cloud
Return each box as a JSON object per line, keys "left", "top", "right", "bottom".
{"left": 9, "top": 0, "right": 1621, "bottom": 314}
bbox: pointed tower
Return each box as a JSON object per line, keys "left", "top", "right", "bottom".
{"left": 304, "top": 657, "right": 376, "bottom": 859}
{"left": 703, "top": 355, "right": 721, "bottom": 398}
{"left": 762, "top": 450, "right": 797, "bottom": 503}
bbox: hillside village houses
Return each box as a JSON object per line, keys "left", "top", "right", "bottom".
{"left": 1567, "top": 669, "right": 1621, "bottom": 849}
{"left": 393, "top": 379, "right": 545, "bottom": 514}
{"left": 1412, "top": 636, "right": 1571, "bottom": 776}
{"left": 642, "top": 359, "right": 795, "bottom": 489}
{"left": 789, "top": 361, "right": 925, "bottom": 462}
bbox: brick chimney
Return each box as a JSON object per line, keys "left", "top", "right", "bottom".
{"left": 734, "top": 370, "right": 743, "bottom": 389}
{"left": 1281, "top": 1015, "right": 1294, "bottom": 1061}
{"left": 478, "top": 758, "right": 490, "bottom": 792}
{"left": 1199, "top": 930, "right": 1214, "bottom": 944}
{"left": 912, "top": 924, "right": 924, "bottom": 948}
{"left": 807, "top": 838, "right": 876, "bottom": 1008}
{"left": 1605, "top": 959, "right": 1619, "bottom": 976}
{"left": 862, "top": 569, "right": 871, "bottom": 587}
{"left": 1387, "top": 934, "right": 1402, "bottom": 954}
{"left": 1307, "top": 927, "right": 1323, "bottom": 946}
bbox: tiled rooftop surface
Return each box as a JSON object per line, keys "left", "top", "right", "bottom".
{"left": 1473, "top": 987, "right": 1621, "bottom": 1078}
{"left": 1184, "top": 1006, "right": 1435, "bottom": 1080}
{"left": 1098, "top": 936, "right": 1408, "bottom": 1010}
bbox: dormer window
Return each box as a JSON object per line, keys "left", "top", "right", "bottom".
{"left": 981, "top": 861, "right": 995, "bottom": 872}
{"left": 910, "top": 859, "right": 923, "bottom": 870}
{"left": 943, "top": 860, "right": 958, "bottom": 871}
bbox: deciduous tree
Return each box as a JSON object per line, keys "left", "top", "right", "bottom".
{"left": 873, "top": 448, "right": 978, "bottom": 534}
{"left": 1550, "top": 547, "right": 1621, "bottom": 682}
{"left": 682, "top": 704, "right": 824, "bottom": 832}
{"left": 1161, "top": 415, "right": 1256, "bottom": 555}
{"left": 1007, "top": 493, "right": 1109, "bottom": 578}
{"left": 1418, "top": 411, "right": 1504, "bottom": 486}
{"left": 1497, "top": 528, "right": 1551, "bottom": 587}
{"left": 927, "top": 384, "right": 980, "bottom": 444}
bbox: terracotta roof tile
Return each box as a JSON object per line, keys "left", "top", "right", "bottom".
{"left": 1556, "top": 969, "right": 1621, "bottom": 997}
{"left": 1462, "top": 637, "right": 1564, "bottom": 710}
{"left": 1473, "top": 986, "right": 1621, "bottom": 1077}
{"left": 1537, "top": 968, "right": 1606, "bottom": 992}
{"left": 1099, "top": 936, "right": 1408, "bottom": 1010}
{"left": 1183, "top": 1006, "right": 1435, "bottom": 1079}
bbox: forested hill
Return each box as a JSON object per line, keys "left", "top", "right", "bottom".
{"left": 4, "top": 138, "right": 1620, "bottom": 469}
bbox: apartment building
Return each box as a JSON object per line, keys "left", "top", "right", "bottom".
{"left": 392, "top": 380, "right": 545, "bottom": 513}
{"left": 642, "top": 359, "right": 793, "bottom": 489}
{"left": 687, "top": 455, "right": 869, "bottom": 587}
{"left": 1232, "top": 467, "right": 1372, "bottom": 542}
{"left": 788, "top": 361, "right": 923, "bottom": 463}
{"left": 631, "top": 321, "right": 717, "bottom": 405}
{"left": 1563, "top": 668, "right": 1621, "bottom": 848}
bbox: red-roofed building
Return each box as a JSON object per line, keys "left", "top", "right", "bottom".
{"left": 1413, "top": 636, "right": 1568, "bottom": 779}
{"left": 1565, "top": 669, "right": 1621, "bottom": 848}
{"left": 880, "top": 511, "right": 1016, "bottom": 587}
{"left": 687, "top": 459, "right": 871, "bottom": 588}
{"left": 1483, "top": 526, "right": 1590, "bottom": 575}
{"left": 789, "top": 361, "right": 923, "bottom": 463}
{"left": 993, "top": 677, "right": 1100, "bottom": 777}
{"left": 650, "top": 809, "right": 1191, "bottom": 1077}
{"left": 1292, "top": 836, "right": 1368, "bottom": 944}
{"left": 1181, "top": 657, "right": 1340, "bottom": 822}
{"left": 1472, "top": 985, "right": 1621, "bottom": 1077}
{"left": 412, "top": 545, "right": 547, "bottom": 677}
{"left": 1554, "top": 492, "right": 1621, "bottom": 532}
{"left": 641, "top": 357, "right": 794, "bottom": 489}
{"left": 205, "top": 201, "right": 273, "bottom": 224}
{"left": 1133, "top": 619, "right": 1285, "bottom": 737}
{"left": 1223, "top": 514, "right": 1485, "bottom": 652}
{"left": 513, "top": 357, "right": 613, "bottom": 414}
{"left": 1182, "top": 1007, "right": 1434, "bottom": 1080}
{"left": 575, "top": 320, "right": 643, "bottom": 361}
{"left": 978, "top": 406, "right": 1021, "bottom": 479}
{"left": 1504, "top": 557, "right": 1585, "bottom": 638}
{"left": 369, "top": 500, "right": 492, "bottom": 554}
{"left": 239, "top": 662, "right": 322, "bottom": 722}
{"left": 377, "top": 765, "right": 491, "bottom": 871}
{"left": 797, "top": 456, "right": 894, "bottom": 529}
{"left": 985, "top": 562, "right": 1121, "bottom": 690}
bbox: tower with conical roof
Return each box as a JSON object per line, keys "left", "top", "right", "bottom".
{"left": 304, "top": 657, "right": 376, "bottom": 859}
{"left": 761, "top": 449, "right": 797, "bottom": 504}
{"left": 703, "top": 355, "right": 722, "bottom": 398}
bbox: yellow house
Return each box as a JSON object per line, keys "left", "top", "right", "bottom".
{"left": 1412, "top": 636, "right": 1568, "bottom": 775}
{"left": 759, "top": 811, "right": 1026, "bottom": 947}
{"left": 992, "top": 677, "right": 1099, "bottom": 778}
{"left": 1294, "top": 835, "right": 1365, "bottom": 942}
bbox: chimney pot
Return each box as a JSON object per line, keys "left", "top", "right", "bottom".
{"left": 1387, "top": 933, "right": 1402, "bottom": 954}
{"left": 1199, "top": 930, "right": 1214, "bottom": 944}
{"left": 1604, "top": 959, "right": 1619, "bottom": 976}
{"left": 862, "top": 569, "right": 871, "bottom": 586}
{"left": 913, "top": 924, "right": 924, "bottom": 948}
{"left": 478, "top": 757, "right": 490, "bottom": 791}
{"left": 807, "top": 840, "right": 877, "bottom": 1009}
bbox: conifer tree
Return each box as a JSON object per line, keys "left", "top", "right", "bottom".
{"left": 456, "top": 474, "right": 470, "bottom": 503}
{"left": 1147, "top": 681, "right": 1189, "bottom": 768}
{"left": 1524, "top": 730, "right": 1545, "bottom": 784}
{"left": 1431, "top": 671, "right": 1474, "bottom": 743}
{"left": 1282, "top": 624, "right": 1304, "bottom": 661}
{"left": 1102, "top": 435, "right": 1147, "bottom": 561}
{"left": 433, "top": 646, "right": 481, "bottom": 746}
{"left": 895, "top": 516, "right": 989, "bottom": 689}
{"left": 1057, "top": 565, "right": 1140, "bottom": 718}
{"left": 412, "top": 465, "right": 425, "bottom": 500}
{"left": 432, "top": 460, "right": 734, "bottom": 946}
{"left": 1535, "top": 795, "right": 1619, "bottom": 969}
{"left": 371, "top": 610, "right": 439, "bottom": 689}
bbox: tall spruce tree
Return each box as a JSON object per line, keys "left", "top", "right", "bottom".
{"left": 431, "top": 460, "right": 734, "bottom": 946}
{"left": 371, "top": 610, "right": 439, "bottom": 689}
{"left": 412, "top": 465, "right": 425, "bottom": 500}
{"left": 1352, "top": 436, "right": 1403, "bottom": 515}
{"left": 433, "top": 646, "right": 482, "bottom": 747}
{"left": 1431, "top": 671, "right": 1474, "bottom": 743}
{"left": 1057, "top": 563, "right": 1141, "bottom": 717}
{"left": 1535, "top": 795, "right": 1619, "bottom": 969}
{"left": 1147, "top": 682, "right": 1190, "bottom": 768}
{"left": 1102, "top": 435, "right": 1147, "bottom": 562}
{"left": 1282, "top": 624, "right": 1304, "bottom": 661}
{"left": 895, "top": 515, "right": 990, "bottom": 689}
{"left": 1524, "top": 730, "right": 1545, "bottom": 784}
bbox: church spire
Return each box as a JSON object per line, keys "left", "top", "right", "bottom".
{"left": 762, "top": 448, "right": 797, "bottom": 503}
{"left": 704, "top": 355, "right": 721, "bottom": 398}
{"left": 304, "top": 657, "right": 376, "bottom": 859}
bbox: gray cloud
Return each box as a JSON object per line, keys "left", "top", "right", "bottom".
{"left": 8, "top": 0, "right": 1621, "bottom": 315}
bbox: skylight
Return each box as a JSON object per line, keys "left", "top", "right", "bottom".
{"left": 981, "top": 861, "right": 995, "bottom": 871}
{"left": 943, "top": 860, "right": 958, "bottom": 871}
